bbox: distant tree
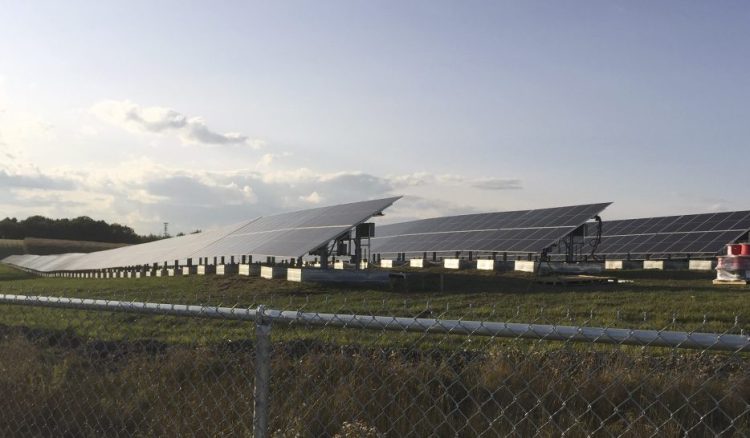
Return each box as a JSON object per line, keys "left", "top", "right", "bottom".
{"left": 0, "top": 215, "right": 171, "bottom": 244}
{"left": 139, "top": 233, "right": 165, "bottom": 243}
{"left": 0, "top": 217, "right": 22, "bottom": 239}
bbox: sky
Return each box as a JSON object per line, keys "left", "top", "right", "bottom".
{"left": 0, "top": 1, "right": 748, "bottom": 235}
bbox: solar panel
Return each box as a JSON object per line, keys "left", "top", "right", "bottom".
{"left": 590, "top": 211, "right": 750, "bottom": 259}
{"left": 195, "top": 197, "right": 401, "bottom": 260}
{"left": 2, "top": 197, "right": 400, "bottom": 272}
{"left": 370, "top": 203, "right": 611, "bottom": 257}
{"left": 1, "top": 222, "right": 252, "bottom": 272}
{"left": 64, "top": 222, "right": 249, "bottom": 270}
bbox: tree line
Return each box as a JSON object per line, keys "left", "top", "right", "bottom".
{"left": 0, "top": 216, "right": 164, "bottom": 244}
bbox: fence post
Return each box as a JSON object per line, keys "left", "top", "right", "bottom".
{"left": 254, "top": 305, "right": 271, "bottom": 438}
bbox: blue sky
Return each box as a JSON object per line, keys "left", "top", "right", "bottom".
{"left": 0, "top": 1, "right": 748, "bottom": 233}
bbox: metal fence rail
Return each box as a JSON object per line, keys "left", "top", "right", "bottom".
{"left": 0, "top": 293, "right": 748, "bottom": 437}
{"left": 1, "top": 294, "right": 748, "bottom": 352}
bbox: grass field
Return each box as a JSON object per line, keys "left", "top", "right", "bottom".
{"left": 0, "top": 237, "right": 129, "bottom": 259}
{"left": 0, "top": 264, "right": 746, "bottom": 333}
{"left": 0, "top": 264, "right": 747, "bottom": 436}
{"left": 23, "top": 237, "right": 129, "bottom": 255}
{"left": 0, "top": 239, "right": 24, "bottom": 259}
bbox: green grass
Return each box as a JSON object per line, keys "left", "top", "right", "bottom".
{"left": 0, "top": 264, "right": 745, "bottom": 352}
{"left": 0, "top": 264, "right": 746, "bottom": 362}
{"left": 0, "top": 264, "right": 748, "bottom": 436}
{"left": 0, "top": 264, "right": 35, "bottom": 281}
{"left": 0, "top": 264, "right": 746, "bottom": 333}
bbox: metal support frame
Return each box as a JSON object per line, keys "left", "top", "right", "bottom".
{"left": 553, "top": 215, "right": 603, "bottom": 263}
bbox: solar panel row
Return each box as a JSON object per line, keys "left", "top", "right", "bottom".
{"left": 370, "top": 203, "right": 611, "bottom": 255}
{"left": 2, "top": 197, "right": 400, "bottom": 272}
{"left": 589, "top": 211, "right": 750, "bottom": 258}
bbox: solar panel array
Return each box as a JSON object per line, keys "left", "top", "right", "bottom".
{"left": 2, "top": 197, "right": 400, "bottom": 272}
{"left": 370, "top": 203, "right": 611, "bottom": 256}
{"left": 590, "top": 211, "right": 750, "bottom": 259}
{"left": 7, "top": 199, "right": 747, "bottom": 271}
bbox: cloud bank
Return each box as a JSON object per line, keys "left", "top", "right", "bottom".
{"left": 0, "top": 152, "right": 524, "bottom": 234}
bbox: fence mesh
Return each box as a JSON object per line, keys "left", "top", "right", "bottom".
{"left": 0, "top": 291, "right": 748, "bottom": 437}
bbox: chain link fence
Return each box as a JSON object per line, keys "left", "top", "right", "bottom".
{"left": 0, "top": 292, "right": 748, "bottom": 437}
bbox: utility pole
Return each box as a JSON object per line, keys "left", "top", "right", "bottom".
{"left": 163, "top": 222, "right": 169, "bottom": 238}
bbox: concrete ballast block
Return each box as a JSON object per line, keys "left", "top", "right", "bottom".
{"left": 260, "top": 266, "right": 285, "bottom": 279}
{"left": 197, "top": 265, "right": 216, "bottom": 275}
{"left": 287, "top": 268, "right": 303, "bottom": 282}
{"left": 689, "top": 260, "right": 714, "bottom": 271}
{"left": 605, "top": 260, "right": 623, "bottom": 270}
{"left": 409, "top": 259, "right": 424, "bottom": 268}
{"left": 514, "top": 260, "right": 536, "bottom": 273}
{"left": 476, "top": 259, "right": 495, "bottom": 271}
{"left": 216, "top": 264, "right": 238, "bottom": 275}
{"left": 444, "top": 259, "right": 461, "bottom": 270}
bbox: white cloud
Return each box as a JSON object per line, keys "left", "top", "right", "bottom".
{"left": 241, "top": 185, "right": 258, "bottom": 204}
{"left": 390, "top": 172, "right": 523, "bottom": 191}
{"left": 0, "top": 151, "right": 527, "bottom": 233}
{"left": 0, "top": 86, "right": 533, "bottom": 236}
{"left": 256, "top": 152, "right": 291, "bottom": 168}
{"left": 5, "top": 188, "right": 115, "bottom": 220}
{"left": 372, "top": 195, "right": 483, "bottom": 225}
{"left": 0, "top": 154, "right": 76, "bottom": 190}
{"left": 470, "top": 177, "right": 523, "bottom": 190}
{"left": 0, "top": 169, "right": 75, "bottom": 190}
{"left": 299, "top": 191, "right": 322, "bottom": 204}
{"left": 126, "top": 189, "right": 168, "bottom": 205}
{"left": 247, "top": 139, "right": 267, "bottom": 150}
{"left": 0, "top": 111, "right": 56, "bottom": 148}
{"left": 258, "top": 167, "right": 317, "bottom": 184}
{"left": 78, "top": 125, "right": 99, "bottom": 136}
{"left": 0, "top": 100, "right": 526, "bottom": 234}
{"left": 90, "top": 100, "right": 262, "bottom": 148}
{"left": 389, "top": 172, "right": 438, "bottom": 187}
